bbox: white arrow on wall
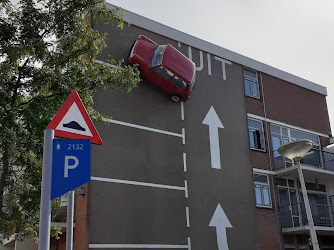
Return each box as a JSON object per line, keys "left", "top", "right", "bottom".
{"left": 209, "top": 204, "right": 232, "bottom": 250}
{"left": 202, "top": 106, "right": 224, "bottom": 169}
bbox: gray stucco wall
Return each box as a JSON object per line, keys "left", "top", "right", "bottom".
{"left": 89, "top": 20, "right": 259, "bottom": 250}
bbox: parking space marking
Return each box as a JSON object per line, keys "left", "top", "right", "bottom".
{"left": 184, "top": 180, "right": 188, "bottom": 198}
{"left": 183, "top": 153, "right": 187, "bottom": 172}
{"left": 186, "top": 207, "right": 190, "bottom": 228}
{"left": 92, "top": 176, "right": 186, "bottom": 192}
{"left": 89, "top": 244, "right": 190, "bottom": 249}
{"left": 181, "top": 102, "right": 191, "bottom": 250}
{"left": 181, "top": 102, "right": 184, "bottom": 121}
{"left": 103, "top": 118, "right": 183, "bottom": 138}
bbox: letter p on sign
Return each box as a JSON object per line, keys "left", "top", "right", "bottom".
{"left": 64, "top": 156, "right": 79, "bottom": 178}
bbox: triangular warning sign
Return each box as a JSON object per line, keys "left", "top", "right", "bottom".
{"left": 46, "top": 91, "right": 103, "bottom": 145}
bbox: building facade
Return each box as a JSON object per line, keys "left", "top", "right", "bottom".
{"left": 83, "top": 5, "right": 333, "bottom": 250}
{"left": 246, "top": 71, "right": 333, "bottom": 249}
{"left": 2, "top": 4, "right": 333, "bottom": 250}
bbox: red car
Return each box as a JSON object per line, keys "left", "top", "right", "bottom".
{"left": 128, "top": 35, "right": 196, "bottom": 102}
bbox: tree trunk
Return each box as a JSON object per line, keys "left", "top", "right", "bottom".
{"left": 0, "top": 145, "right": 9, "bottom": 217}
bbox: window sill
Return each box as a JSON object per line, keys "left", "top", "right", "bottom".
{"left": 245, "top": 94, "right": 260, "bottom": 100}
{"left": 256, "top": 205, "right": 273, "bottom": 209}
{"left": 250, "top": 148, "right": 266, "bottom": 153}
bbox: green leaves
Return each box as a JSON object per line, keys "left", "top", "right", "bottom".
{"left": 0, "top": 0, "right": 140, "bottom": 240}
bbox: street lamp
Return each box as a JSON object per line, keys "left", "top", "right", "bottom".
{"left": 278, "top": 139, "right": 320, "bottom": 250}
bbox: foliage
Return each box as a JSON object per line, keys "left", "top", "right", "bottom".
{"left": 0, "top": 0, "right": 140, "bottom": 240}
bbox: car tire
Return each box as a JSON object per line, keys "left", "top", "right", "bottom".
{"left": 169, "top": 94, "right": 182, "bottom": 103}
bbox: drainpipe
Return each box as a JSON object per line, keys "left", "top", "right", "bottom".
{"left": 259, "top": 72, "right": 283, "bottom": 250}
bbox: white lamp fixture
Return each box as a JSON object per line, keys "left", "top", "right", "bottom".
{"left": 277, "top": 139, "right": 320, "bottom": 250}
{"left": 278, "top": 139, "right": 313, "bottom": 162}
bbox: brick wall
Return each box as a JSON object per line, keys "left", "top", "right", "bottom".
{"left": 261, "top": 73, "right": 331, "bottom": 136}
{"left": 256, "top": 207, "right": 282, "bottom": 250}
{"left": 245, "top": 97, "right": 265, "bottom": 117}
{"left": 245, "top": 70, "right": 331, "bottom": 250}
{"left": 73, "top": 183, "right": 90, "bottom": 250}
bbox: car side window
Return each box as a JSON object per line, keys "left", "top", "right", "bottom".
{"left": 170, "top": 75, "right": 187, "bottom": 90}
{"left": 152, "top": 66, "right": 173, "bottom": 80}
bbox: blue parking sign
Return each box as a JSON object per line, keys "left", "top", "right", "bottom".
{"left": 51, "top": 139, "right": 91, "bottom": 200}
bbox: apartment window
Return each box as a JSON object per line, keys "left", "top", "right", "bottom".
{"left": 270, "top": 124, "right": 321, "bottom": 170}
{"left": 60, "top": 194, "right": 68, "bottom": 207}
{"left": 253, "top": 173, "right": 271, "bottom": 207}
{"left": 248, "top": 118, "right": 265, "bottom": 151}
{"left": 244, "top": 69, "right": 259, "bottom": 98}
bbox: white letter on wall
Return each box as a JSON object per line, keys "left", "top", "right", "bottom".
{"left": 214, "top": 57, "right": 232, "bottom": 80}
{"left": 207, "top": 53, "right": 212, "bottom": 76}
{"left": 188, "top": 46, "right": 204, "bottom": 71}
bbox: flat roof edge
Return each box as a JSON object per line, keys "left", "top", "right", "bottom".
{"left": 108, "top": 4, "right": 327, "bottom": 96}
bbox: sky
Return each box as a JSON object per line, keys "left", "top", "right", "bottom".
{"left": 108, "top": 0, "right": 334, "bottom": 134}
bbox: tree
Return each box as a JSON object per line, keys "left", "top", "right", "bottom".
{"left": 0, "top": 0, "right": 140, "bottom": 240}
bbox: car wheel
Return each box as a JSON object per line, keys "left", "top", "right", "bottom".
{"left": 169, "top": 94, "right": 182, "bottom": 103}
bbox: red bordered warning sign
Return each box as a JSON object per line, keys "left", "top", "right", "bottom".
{"left": 46, "top": 91, "right": 103, "bottom": 145}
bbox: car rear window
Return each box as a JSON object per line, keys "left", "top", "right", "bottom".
{"left": 151, "top": 45, "right": 166, "bottom": 67}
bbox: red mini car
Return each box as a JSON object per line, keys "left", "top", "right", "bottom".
{"left": 128, "top": 35, "right": 196, "bottom": 102}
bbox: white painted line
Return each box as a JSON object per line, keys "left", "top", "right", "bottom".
{"left": 181, "top": 102, "right": 184, "bottom": 121}
{"left": 89, "top": 244, "right": 189, "bottom": 249}
{"left": 91, "top": 176, "right": 185, "bottom": 191}
{"left": 182, "top": 128, "right": 185, "bottom": 144}
{"left": 103, "top": 118, "right": 183, "bottom": 138}
{"left": 183, "top": 153, "right": 187, "bottom": 172}
{"left": 186, "top": 207, "right": 190, "bottom": 228}
{"left": 184, "top": 180, "right": 188, "bottom": 198}
{"left": 188, "top": 237, "right": 191, "bottom": 250}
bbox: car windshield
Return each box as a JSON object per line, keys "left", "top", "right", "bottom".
{"left": 170, "top": 76, "right": 187, "bottom": 90}
{"left": 189, "top": 75, "right": 196, "bottom": 90}
{"left": 151, "top": 45, "right": 166, "bottom": 67}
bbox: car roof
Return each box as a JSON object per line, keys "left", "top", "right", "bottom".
{"left": 162, "top": 45, "right": 196, "bottom": 83}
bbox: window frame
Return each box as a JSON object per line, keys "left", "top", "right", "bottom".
{"left": 59, "top": 193, "right": 68, "bottom": 207}
{"left": 243, "top": 69, "right": 260, "bottom": 99}
{"left": 270, "top": 124, "right": 321, "bottom": 169}
{"left": 170, "top": 75, "right": 187, "bottom": 90}
{"left": 152, "top": 65, "right": 174, "bottom": 80}
{"left": 248, "top": 118, "right": 266, "bottom": 152}
{"left": 253, "top": 173, "right": 272, "bottom": 208}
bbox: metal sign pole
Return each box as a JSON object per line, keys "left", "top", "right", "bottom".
{"left": 66, "top": 190, "right": 75, "bottom": 250}
{"left": 38, "top": 129, "right": 54, "bottom": 250}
